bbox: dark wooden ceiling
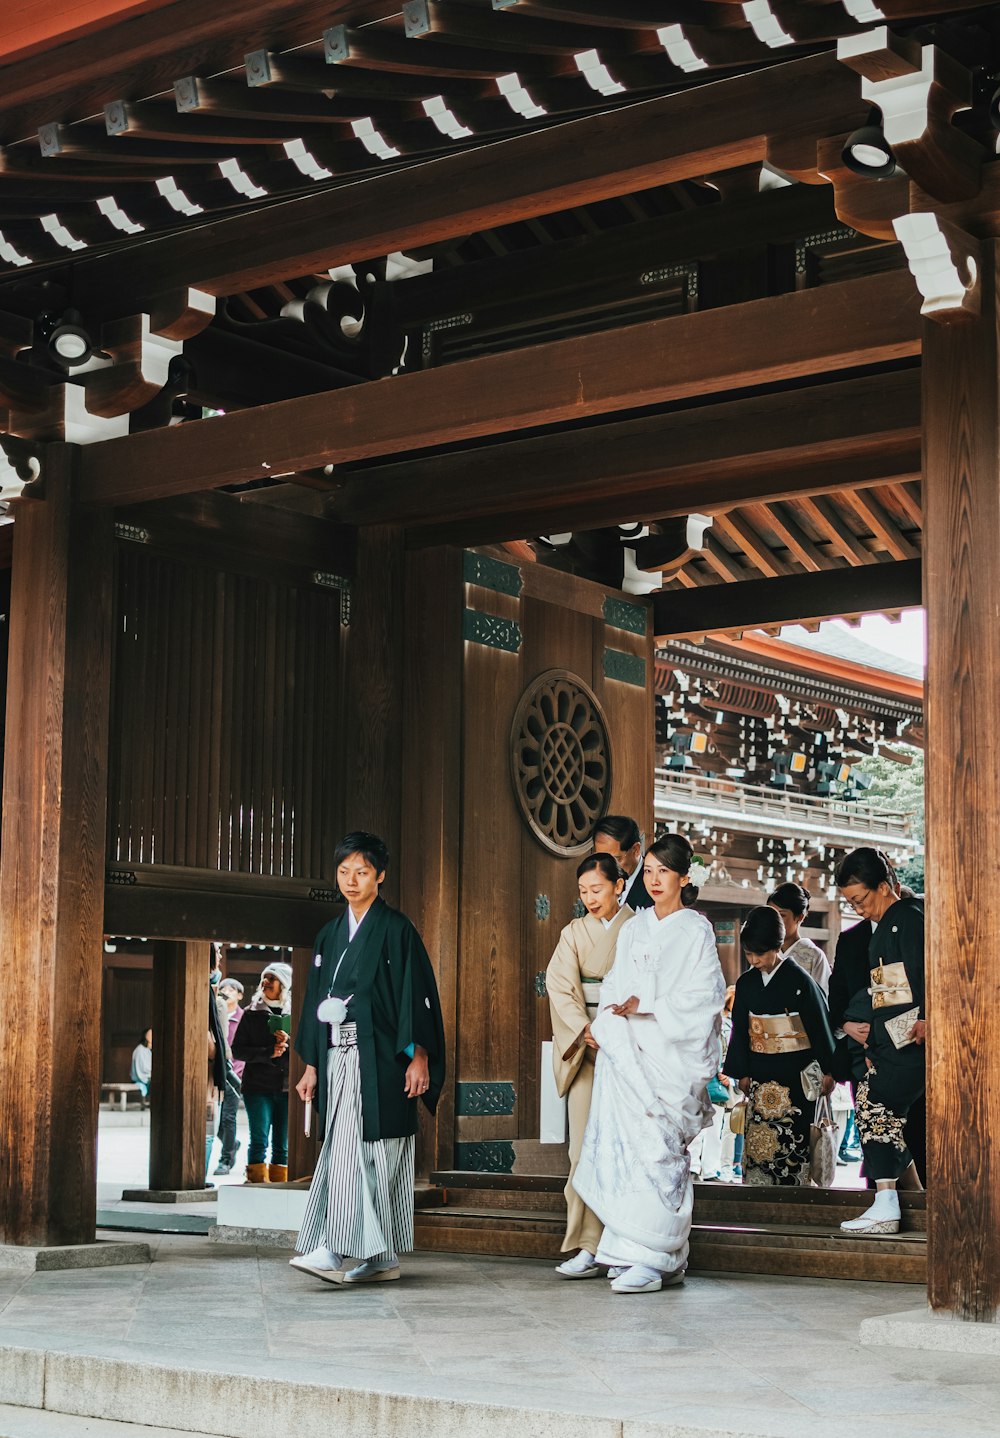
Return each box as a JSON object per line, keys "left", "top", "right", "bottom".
{"left": 0, "top": 0, "right": 995, "bottom": 280}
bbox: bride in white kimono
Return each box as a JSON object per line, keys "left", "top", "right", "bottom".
{"left": 574, "top": 833, "right": 725, "bottom": 1294}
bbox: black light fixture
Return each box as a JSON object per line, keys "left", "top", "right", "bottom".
{"left": 45, "top": 309, "right": 94, "bottom": 367}
{"left": 842, "top": 112, "right": 900, "bottom": 179}
{"left": 989, "top": 83, "right": 1000, "bottom": 135}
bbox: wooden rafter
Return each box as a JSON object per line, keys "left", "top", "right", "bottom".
{"left": 66, "top": 52, "right": 866, "bottom": 304}
{"left": 761, "top": 501, "right": 843, "bottom": 572}
{"left": 841, "top": 486, "right": 920, "bottom": 561}
{"left": 890, "top": 479, "right": 923, "bottom": 529}
{"left": 795, "top": 493, "right": 875, "bottom": 566}
{"left": 713, "top": 510, "right": 795, "bottom": 579}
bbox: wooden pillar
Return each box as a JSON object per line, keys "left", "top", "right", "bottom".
{"left": 400, "top": 547, "right": 463, "bottom": 1176}
{"left": 924, "top": 239, "right": 1000, "bottom": 1319}
{"left": 343, "top": 525, "right": 404, "bottom": 902}
{"left": 288, "top": 944, "right": 322, "bottom": 1181}
{"left": 0, "top": 448, "right": 113, "bottom": 1247}
{"left": 149, "top": 941, "right": 209, "bottom": 1192}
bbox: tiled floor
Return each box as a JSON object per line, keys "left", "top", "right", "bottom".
{"left": 0, "top": 1236, "right": 998, "bottom": 1438}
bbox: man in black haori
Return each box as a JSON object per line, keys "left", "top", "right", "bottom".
{"left": 290, "top": 832, "right": 445, "bottom": 1285}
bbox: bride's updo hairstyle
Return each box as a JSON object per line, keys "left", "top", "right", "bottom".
{"left": 645, "top": 832, "right": 698, "bottom": 907}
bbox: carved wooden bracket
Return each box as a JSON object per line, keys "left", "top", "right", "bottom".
{"left": 0, "top": 289, "right": 215, "bottom": 444}
{"left": 893, "top": 213, "right": 981, "bottom": 323}
{"left": 838, "top": 29, "right": 982, "bottom": 203}
{"left": 0, "top": 434, "right": 43, "bottom": 503}
{"left": 816, "top": 132, "right": 909, "bottom": 240}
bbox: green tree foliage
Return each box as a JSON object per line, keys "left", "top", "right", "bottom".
{"left": 852, "top": 747, "right": 924, "bottom": 890}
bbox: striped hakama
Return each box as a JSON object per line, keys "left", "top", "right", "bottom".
{"left": 296, "top": 1024, "right": 415, "bottom": 1262}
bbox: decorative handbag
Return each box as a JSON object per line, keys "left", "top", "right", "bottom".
{"left": 729, "top": 1101, "right": 746, "bottom": 1135}
{"left": 885, "top": 1006, "right": 920, "bottom": 1049}
{"left": 707, "top": 1075, "right": 729, "bottom": 1105}
{"left": 808, "top": 1094, "right": 837, "bottom": 1187}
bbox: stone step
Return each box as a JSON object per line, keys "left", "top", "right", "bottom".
{"left": 429, "top": 1174, "right": 927, "bottom": 1229}
{"left": 0, "top": 1403, "right": 224, "bottom": 1438}
{"left": 414, "top": 1203, "right": 926, "bottom": 1282}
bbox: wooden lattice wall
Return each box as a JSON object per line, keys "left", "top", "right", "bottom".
{"left": 107, "top": 542, "right": 342, "bottom": 883}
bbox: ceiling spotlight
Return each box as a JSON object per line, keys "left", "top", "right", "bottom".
{"left": 842, "top": 120, "right": 899, "bottom": 179}
{"left": 46, "top": 309, "right": 94, "bottom": 367}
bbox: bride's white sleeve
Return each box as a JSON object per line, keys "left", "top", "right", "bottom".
{"left": 652, "top": 923, "right": 725, "bottom": 1047}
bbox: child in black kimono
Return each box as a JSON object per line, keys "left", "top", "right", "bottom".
{"left": 724, "top": 907, "right": 836, "bottom": 1186}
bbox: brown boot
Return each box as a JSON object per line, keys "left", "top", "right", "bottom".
{"left": 268, "top": 1164, "right": 288, "bottom": 1184}
{"left": 245, "top": 1163, "right": 269, "bottom": 1184}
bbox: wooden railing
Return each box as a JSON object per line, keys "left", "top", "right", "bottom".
{"left": 654, "top": 768, "right": 917, "bottom": 849}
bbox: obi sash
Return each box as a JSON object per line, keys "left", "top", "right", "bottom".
{"left": 869, "top": 960, "right": 913, "bottom": 1009}
{"left": 581, "top": 977, "right": 602, "bottom": 1022}
{"left": 749, "top": 1011, "right": 809, "bottom": 1055}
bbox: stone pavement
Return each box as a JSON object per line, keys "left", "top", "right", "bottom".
{"left": 0, "top": 1236, "right": 998, "bottom": 1438}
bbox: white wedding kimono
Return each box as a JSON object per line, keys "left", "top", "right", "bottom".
{"left": 573, "top": 906, "right": 725, "bottom": 1275}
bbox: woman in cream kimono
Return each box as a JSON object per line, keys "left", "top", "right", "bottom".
{"left": 574, "top": 833, "right": 725, "bottom": 1294}
{"left": 547, "top": 853, "right": 633, "bottom": 1279}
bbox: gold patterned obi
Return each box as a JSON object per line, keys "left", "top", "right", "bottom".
{"left": 870, "top": 961, "right": 913, "bottom": 1009}
{"left": 749, "top": 1012, "right": 809, "bottom": 1055}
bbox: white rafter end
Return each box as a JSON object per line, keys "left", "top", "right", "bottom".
{"left": 742, "top": 0, "right": 794, "bottom": 48}
{"left": 496, "top": 73, "right": 547, "bottom": 119}
{"left": 284, "top": 138, "right": 333, "bottom": 181}
{"left": 351, "top": 118, "right": 400, "bottom": 161}
{"left": 423, "top": 96, "right": 474, "bottom": 140}
{"left": 657, "top": 25, "right": 708, "bottom": 73}
{"left": 574, "top": 50, "right": 626, "bottom": 96}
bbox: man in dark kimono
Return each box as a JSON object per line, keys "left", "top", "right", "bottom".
{"left": 592, "top": 815, "right": 653, "bottom": 911}
{"left": 289, "top": 832, "right": 445, "bottom": 1285}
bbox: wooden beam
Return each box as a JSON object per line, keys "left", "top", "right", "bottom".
{"left": 70, "top": 52, "right": 866, "bottom": 304}
{"left": 149, "top": 941, "right": 209, "bottom": 1192}
{"left": 924, "top": 238, "right": 1000, "bottom": 1321}
{"left": 116, "top": 490, "right": 354, "bottom": 584}
{"left": 653, "top": 558, "right": 922, "bottom": 638}
{"left": 0, "top": 450, "right": 113, "bottom": 1246}
{"left": 104, "top": 883, "right": 339, "bottom": 948}
{"left": 76, "top": 272, "right": 922, "bottom": 509}
{"left": 337, "top": 367, "right": 920, "bottom": 541}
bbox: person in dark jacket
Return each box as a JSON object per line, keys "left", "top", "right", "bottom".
{"left": 231, "top": 962, "right": 292, "bottom": 1184}
{"left": 835, "top": 848, "right": 925, "bottom": 1236}
{"left": 592, "top": 815, "right": 653, "bottom": 911}
{"left": 290, "top": 831, "right": 445, "bottom": 1286}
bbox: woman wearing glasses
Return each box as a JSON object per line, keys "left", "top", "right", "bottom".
{"left": 835, "top": 847, "right": 924, "bottom": 1235}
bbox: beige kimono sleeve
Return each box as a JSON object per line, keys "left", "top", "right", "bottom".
{"left": 546, "top": 924, "right": 590, "bottom": 1099}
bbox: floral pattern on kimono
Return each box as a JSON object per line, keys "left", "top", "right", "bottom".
{"left": 855, "top": 1072, "right": 908, "bottom": 1153}
{"left": 743, "top": 1078, "right": 809, "bottom": 1187}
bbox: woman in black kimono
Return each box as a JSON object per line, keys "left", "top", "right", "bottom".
{"left": 724, "top": 907, "right": 836, "bottom": 1186}
{"left": 835, "top": 848, "right": 924, "bottom": 1236}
